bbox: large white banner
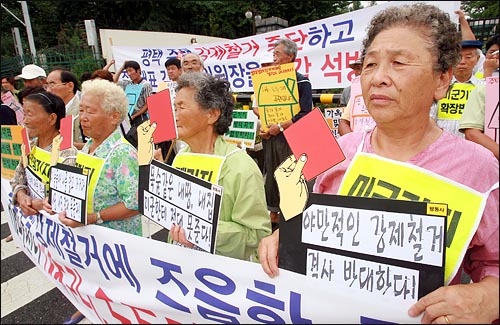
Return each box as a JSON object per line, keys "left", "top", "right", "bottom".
{"left": 2, "top": 177, "right": 424, "bottom": 324}
{"left": 112, "top": 1, "right": 459, "bottom": 93}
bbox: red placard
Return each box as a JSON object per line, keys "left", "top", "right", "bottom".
{"left": 284, "top": 108, "right": 345, "bottom": 181}
{"left": 59, "top": 115, "right": 73, "bottom": 150}
{"left": 146, "top": 89, "right": 177, "bottom": 143}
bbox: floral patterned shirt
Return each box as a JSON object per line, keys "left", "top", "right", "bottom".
{"left": 81, "top": 129, "right": 142, "bottom": 236}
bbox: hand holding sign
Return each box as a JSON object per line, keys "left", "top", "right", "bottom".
{"left": 21, "top": 143, "right": 28, "bottom": 168}
{"left": 137, "top": 120, "right": 157, "bottom": 166}
{"left": 274, "top": 153, "right": 309, "bottom": 220}
{"left": 50, "top": 134, "right": 63, "bottom": 166}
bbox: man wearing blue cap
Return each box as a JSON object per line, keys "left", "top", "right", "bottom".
{"left": 459, "top": 34, "right": 500, "bottom": 160}
{"left": 430, "top": 39, "right": 484, "bottom": 138}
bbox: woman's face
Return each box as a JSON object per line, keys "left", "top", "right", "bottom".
{"left": 361, "top": 26, "right": 449, "bottom": 126}
{"left": 174, "top": 87, "right": 213, "bottom": 142}
{"left": 22, "top": 99, "right": 56, "bottom": 138}
{"left": 1, "top": 78, "right": 14, "bottom": 91}
{"left": 79, "top": 93, "right": 115, "bottom": 140}
{"left": 485, "top": 44, "right": 499, "bottom": 60}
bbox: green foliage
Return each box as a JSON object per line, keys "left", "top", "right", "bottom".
{"left": 2, "top": 0, "right": 495, "bottom": 78}
{"left": 461, "top": 1, "right": 499, "bottom": 19}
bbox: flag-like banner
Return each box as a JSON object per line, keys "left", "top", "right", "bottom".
{"left": 112, "top": 1, "right": 459, "bottom": 92}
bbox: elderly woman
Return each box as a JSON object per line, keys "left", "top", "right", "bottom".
{"left": 258, "top": 3, "right": 498, "bottom": 324}
{"left": 10, "top": 91, "right": 78, "bottom": 216}
{"left": 48, "top": 79, "right": 142, "bottom": 324}
{"left": 168, "top": 72, "right": 272, "bottom": 261}
{"left": 53, "top": 79, "right": 142, "bottom": 235}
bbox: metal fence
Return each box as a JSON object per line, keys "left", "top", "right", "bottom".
{"left": 468, "top": 17, "right": 499, "bottom": 45}
{"left": 1, "top": 48, "right": 104, "bottom": 81}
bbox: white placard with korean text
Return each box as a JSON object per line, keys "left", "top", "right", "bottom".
{"left": 138, "top": 161, "right": 222, "bottom": 253}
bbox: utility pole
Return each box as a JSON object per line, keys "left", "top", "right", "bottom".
{"left": 20, "top": 1, "right": 37, "bottom": 63}
{"left": 12, "top": 27, "right": 25, "bottom": 66}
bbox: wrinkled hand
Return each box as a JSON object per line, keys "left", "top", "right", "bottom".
{"left": 408, "top": 277, "right": 499, "bottom": 324}
{"left": 17, "top": 192, "right": 39, "bottom": 216}
{"left": 137, "top": 120, "right": 157, "bottom": 165}
{"left": 259, "top": 128, "right": 271, "bottom": 140}
{"left": 153, "top": 148, "right": 163, "bottom": 161}
{"left": 274, "top": 154, "right": 308, "bottom": 220}
{"left": 42, "top": 197, "right": 54, "bottom": 214}
{"left": 266, "top": 124, "right": 281, "bottom": 136}
{"left": 258, "top": 229, "right": 280, "bottom": 278}
{"left": 483, "top": 56, "right": 499, "bottom": 78}
{"left": 58, "top": 210, "right": 85, "bottom": 228}
{"left": 170, "top": 224, "right": 194, "bottom": 248}
{"left": 50, "top": 134, "right": 62, "bottom": 166}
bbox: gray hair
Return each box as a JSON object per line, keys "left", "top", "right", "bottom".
{"left": 175, "top": 72, "right": 233, "bottom": 135}
{"left": 361, "top": 3, "right": 461, "bottom": 73}
{"left": 181, "top": 52, "right": 205, "bottom": 69}
{"left": 81, "top": 79, "right": 128, "bottom": 122}
{"left": 274, "top": 38, "right": 298, "bottom": 62}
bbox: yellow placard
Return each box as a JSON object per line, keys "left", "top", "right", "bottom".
{"left": 157, "top": 81, "right": 168, "bottom": 92}
{"left": 251, "top": 63, "right": 300, "bottom": 131}
{"left": 1, "top": 125, "right": 24, "bottom": 179}
{"left": 75, "top": 152, "right": 105, "bottom": 213}
{"left": 172, "top": 152, "right": 225, "bottom": 184}
{"left": 26, "top": 146, "right": 52, "bottom": 196}
{"left": 339, "top": 153, "right": 484, "bottom": 284}
{"left": 437, "top": 83, "right": 476, "bottom": 120}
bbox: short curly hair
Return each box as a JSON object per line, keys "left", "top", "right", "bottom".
{"left": 361, "top": 3, "right": 461, "bottom": 73}
{"left": 176, "top": 72, "right": 233, "bottom": 135}
{"left": 81, "top": 79, "right": 129, "bottom": 123}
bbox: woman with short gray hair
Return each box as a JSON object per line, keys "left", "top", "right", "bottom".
{"left": 169, "top": 72, "right": 272, "bottom": 261}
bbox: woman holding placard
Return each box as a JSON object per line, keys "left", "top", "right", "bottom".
{"left": 168, "top": 72, "right": 272, "bottom": 261}
{"left": 42, "top": 79, "right": 142, "bottom": 324}
{"left": 258, "top": 3, "right": 498, "bottom": 324}
{"left": 10, "top": 91, "right": 78, "bottom": 217}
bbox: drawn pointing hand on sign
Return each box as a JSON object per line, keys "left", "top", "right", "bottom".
{"left": 137, "top": 120, "right": 157, "bottom": 166}
{"left": 21, "top": 143, "right": 28, "bottom": 168}
{"left": 50, "top": 134, "right": 63, "bottom": 166}
{"left": 274, "top": 153, "right": 309, "bottom": 220}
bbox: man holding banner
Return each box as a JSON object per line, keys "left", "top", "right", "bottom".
{"left": 260, "top": 38, "right": 313, "bottom": 228}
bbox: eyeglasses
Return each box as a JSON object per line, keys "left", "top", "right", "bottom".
{"left": 43, "top": 82, "right": 67, "bottom": 90}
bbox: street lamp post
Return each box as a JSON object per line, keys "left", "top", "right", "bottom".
{"left": 245, "top": 9, "right": 261, "bottom": 35}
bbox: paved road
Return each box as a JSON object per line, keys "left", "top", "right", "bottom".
{"left": 1, "top": 209, "right": 167, "bottom": 324}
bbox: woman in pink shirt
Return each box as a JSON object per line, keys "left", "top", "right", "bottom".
{"left": 258, "top": 3, "right": 499, "bottom": 324}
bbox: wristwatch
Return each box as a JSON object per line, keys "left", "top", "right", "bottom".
{"left": 278, "top": 123, "right": 284, "bottom": 132}
{"left": 95, "top": 211, "right": 104, "bottom": 224}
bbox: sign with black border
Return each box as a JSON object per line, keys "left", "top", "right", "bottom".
{"left": 49, "top": 163, "right": 89, "bottom": 224}
{"left": 279, "top": 194, "right": 446, "bottom": 300}
{"left": 139, "top": 161, "right": 222, "bottom": 253}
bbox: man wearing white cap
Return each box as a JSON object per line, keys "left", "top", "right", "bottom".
{"left": 16, "top": 64, "right": 47, "bottom": 88}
